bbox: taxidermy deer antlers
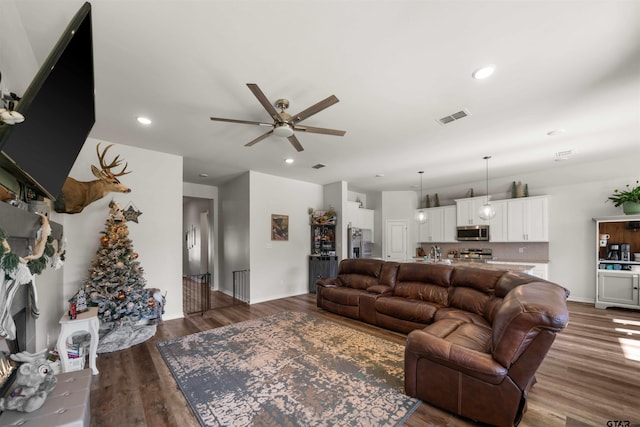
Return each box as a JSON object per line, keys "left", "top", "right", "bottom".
{"left": 54, "top": 143, "right": 131, "bottom": 214}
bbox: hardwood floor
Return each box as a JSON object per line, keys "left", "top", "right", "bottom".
{"left": 89, "top": 293, "right": 640, "bottom": 426}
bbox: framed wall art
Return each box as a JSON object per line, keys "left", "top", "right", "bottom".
{"left": 271, "top": 214, "right": 289, "bottom": 241}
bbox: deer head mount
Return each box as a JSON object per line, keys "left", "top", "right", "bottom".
{"left": 54, "top": 143, "right": 132, "bottom": 214}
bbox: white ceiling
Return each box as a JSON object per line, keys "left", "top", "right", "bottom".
{"left": 6, "top": 0, "right": 640, "bottom": 197}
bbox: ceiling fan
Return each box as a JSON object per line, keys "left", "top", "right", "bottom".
{"left": 210, "top": 83, "right": 346, "bottom": 152}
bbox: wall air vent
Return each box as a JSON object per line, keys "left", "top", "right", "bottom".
{"left": 312, "top": 163, "right": 326, "bottom": 169}
{"left": 437, "top": 109, "right": 471, "bottom": 125}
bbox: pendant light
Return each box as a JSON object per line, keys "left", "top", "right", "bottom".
{"left": 416, "top": 171, "right": 427, "bottom": 223}
{"left": 478, "top": 156, "right": 496, "bottom": 220}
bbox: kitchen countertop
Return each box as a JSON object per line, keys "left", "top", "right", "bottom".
{"left": 411, "top": 258, "right": 535, "bottom": 272}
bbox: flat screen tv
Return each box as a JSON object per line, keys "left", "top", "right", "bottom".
{"left": 0, "top": 2, "right": 94, "bottom": 200}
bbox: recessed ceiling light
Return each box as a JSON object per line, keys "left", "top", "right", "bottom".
{"left": 137, "top": 116, "right": 152, "bottom": 125}
{"left": 375, "top": 174, "right": 385, "bottom": 178}
{"left": 472, "top": 65, "right": 495, "bottom": 80}
{"left": 284, "top": 158, "right": 294, "bottom": 164}
{"left": 547, "top": 128, "right": 566, "bottom": 136}
{"left": 199, "top": 173, "right": 209, "bottom": 178}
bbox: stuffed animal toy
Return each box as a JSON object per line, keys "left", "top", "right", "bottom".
{"left": 0, "top": 349, "right": 57, "bottom": 413}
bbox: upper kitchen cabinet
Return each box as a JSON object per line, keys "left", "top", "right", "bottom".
{"left": 488, "top": 200, "right": 508, "bottom": 242}
{"left": 455, "top": 196, "right": 491, "bottom": 226}
{"left": 506, "top": 196, "right": 549, "bottom": 242}
{"left": 418, "top": 206, "right": 456, "bottom": 243}
{"left": 346, "top": 201, "right": 374, "bottom": 234}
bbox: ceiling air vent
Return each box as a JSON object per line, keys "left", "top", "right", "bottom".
{"left": 437, "top": 109, "right": 471, "bottom": 125}
{"left": 554, "top": 149, "right": 573, "bottom": 161}
{"left": 312, "top": 163, "right": 326, "bottom": 169}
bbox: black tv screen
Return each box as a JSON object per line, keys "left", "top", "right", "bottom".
{"left": 0, "top": 2, "right": 94, "bottom": 200}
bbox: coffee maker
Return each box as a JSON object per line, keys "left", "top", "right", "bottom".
{"left": 606, "top": 243, "right": 621, "bottom": 261}
{"left": 620, "top": 243, "right": 631, "bottom": 261}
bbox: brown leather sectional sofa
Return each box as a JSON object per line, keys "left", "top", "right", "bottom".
{"left": 316, "top": 258, "right": 569, "bottom": 427}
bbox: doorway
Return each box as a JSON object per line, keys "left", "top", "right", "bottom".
{"left": 183, "top": 196, "right": 214, "bottom": 314}
{"left": 384, "top": 219, "right": 408, "bottom": 261}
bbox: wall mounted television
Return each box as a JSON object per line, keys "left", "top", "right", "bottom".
{"left": 0, "top": 2, "right": 94, "bottom": 201}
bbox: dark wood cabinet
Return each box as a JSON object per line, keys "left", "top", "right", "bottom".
{"left": 308, "top": 255, "right": 338, "bottom": 293}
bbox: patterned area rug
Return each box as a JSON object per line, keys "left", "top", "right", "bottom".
{"left": 157, "top": 311, "right": 420, "bottom": 426}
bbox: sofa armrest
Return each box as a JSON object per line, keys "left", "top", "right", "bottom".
{"left": 366, "top": 284, "right": 393, "bottom": 295}
{"left": 406, "top": 329, "right": 507, "bottom": 384}
{"left": 316, "top": 277, "right": 341, "bottom": 288}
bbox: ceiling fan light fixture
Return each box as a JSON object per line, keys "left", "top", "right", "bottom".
{"left": 273, "top": 123, "right": 294, "bottom": 138}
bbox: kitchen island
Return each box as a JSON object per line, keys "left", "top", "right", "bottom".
{"left": 412, "top": 258, "right": 535, "bottom": 273}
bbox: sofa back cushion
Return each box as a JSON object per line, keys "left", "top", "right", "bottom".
{"left": 337, "top": 259, "right": 385, "bottom": 290}
{"left": 393, "top": 263, "right": 453, "bottom": 305}
{"left": 495, "top": 271, "right": 544, "bottom": 298}
{"left": 491, "top": 282, "right": 569, "bottom": 367}
{"left": 380, "top": 261, "right": 400, "bottom": 287}
{"left": 449, "top": 268, "right": 505, "bottom": 318}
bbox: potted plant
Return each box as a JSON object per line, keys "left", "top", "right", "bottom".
{"left": 608, "top": 181, "right": 640, "bottom": 215}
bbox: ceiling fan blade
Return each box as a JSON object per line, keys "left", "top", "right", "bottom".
{"left": 287, "top": 135, "right": 304, "bottom": 152}
{"left": 210, "top": 117, "right": 272, "bottom": 127}
{"left": 244, "top": 130, "right": 274, "bottom": 147}
{"left": 247, "top": 83, "right": 281, "bottom": 122}
{"left": 289, "top": 95, "right": 339, "bottom": 124}
{"left": 294, "top": 125, "right": 346, "bottom": 136}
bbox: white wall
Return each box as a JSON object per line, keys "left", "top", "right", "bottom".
{"left": 324, "top": 181, "right": 347, "bottom": 259}
{"left": 183, "top": 182, "right": 219, "bottom": 290}
{"left": 381, "top": 191, "right": 417, "bottom": 261}
{"left": 249, "top": 171, "right": 324, "bottom": 303}
{"left": 62, "top": 139, "right": 183, "bottom": 320}
{"left": 219, "top": 173, "right": 250, "bottom": 294}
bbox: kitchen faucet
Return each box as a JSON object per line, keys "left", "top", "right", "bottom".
{"left": 430, "top": 245, "right": 441, "bottom": 262}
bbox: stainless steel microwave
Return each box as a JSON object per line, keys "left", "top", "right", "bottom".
{"left": 456, "top": 225, "right": 490, "bottom": 241}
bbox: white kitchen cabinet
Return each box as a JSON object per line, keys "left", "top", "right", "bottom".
{"left": 455, "top": 196, "right": 491, "bottom": 226}
{"left": 488, "top": 200, "right": 508, "bottom": 242}
{"left": 442, "top": 206, "right": 457, "bottom": 242}
{"left": 417, "top": 206, "right": 456, "bottom": 243}
{"left": 596, "top": 271, "right": 639, "bottom": 308}
{"left": 346, "top": 201, "right": 374, "bottom": 238}
{"left": 506, "top": 196, "right": 548, "bottom": 242}
{"left": 594, "top": 215, "right": 640, "bottom": 310}
{"left": 487, "top": 261, "right": 548, "bottom": 279}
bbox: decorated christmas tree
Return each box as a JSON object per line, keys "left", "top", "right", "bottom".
{"left": 77, "top": 202, "right": 163, "bottom": 325}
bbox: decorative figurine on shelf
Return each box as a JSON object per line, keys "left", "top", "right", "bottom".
{"left": 75, "top": 289, "right": 88, "bottom": 312}
{"left": 0, "top": 350, "right": 57, "bottom": 413}
{"left": 69, "top": 302, "right": 77, "bottom": 320}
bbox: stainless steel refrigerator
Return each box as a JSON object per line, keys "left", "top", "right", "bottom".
{"left": 348, "top": 227, "right": 372, "bottom": 258}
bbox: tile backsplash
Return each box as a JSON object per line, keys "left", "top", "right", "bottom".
{"left": 419, "top": 242, "right": 549, "bottom": 262}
